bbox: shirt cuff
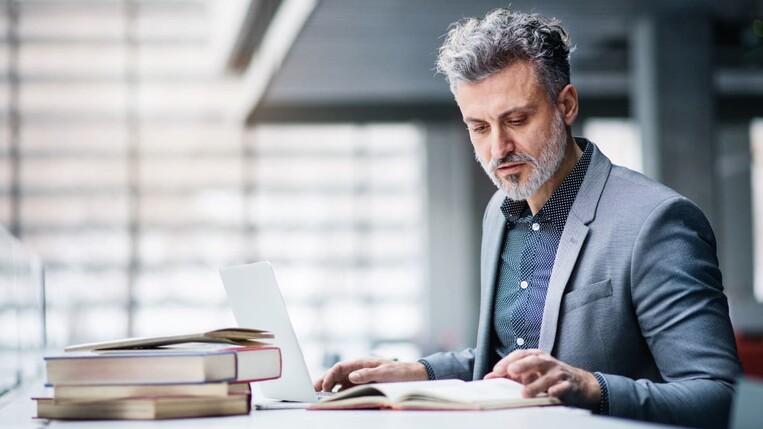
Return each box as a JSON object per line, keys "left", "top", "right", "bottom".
{"left": 593, "top": 372, "right": 610, "bottom": 415}
{"left": 418, "top": 358, "right": 437, "bottom": 380}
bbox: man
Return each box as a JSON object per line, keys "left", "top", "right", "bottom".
{"left": 315, "top": 9, "right": 741, "bottom": 428}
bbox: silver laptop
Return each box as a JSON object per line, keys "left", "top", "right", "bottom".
{"left": 220, "top": 261, "right": 320, "bottom": 404}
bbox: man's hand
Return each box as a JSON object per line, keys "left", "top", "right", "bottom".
{"left": 314, "top": 358, "right": 429, "bottom": 392}
{"left": 484, "top": 349, "right": 601, "bottom": 411}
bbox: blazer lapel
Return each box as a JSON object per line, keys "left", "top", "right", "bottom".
{"left": 538, "top": 142, "right": 612, "bottom": 353}
{"left": 538, "top": 217, "right": 589, "bottom": 352}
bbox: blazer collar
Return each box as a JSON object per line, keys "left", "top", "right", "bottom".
{"left": 566, "top": 138, "right": 611, "bottom": 226}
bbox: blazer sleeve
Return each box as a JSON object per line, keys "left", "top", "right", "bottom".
{"left": 602, "top": 196, "right": 742, "bottom": 429}
{"left": 420, "top": 348, "right": 475, "bottom": 381}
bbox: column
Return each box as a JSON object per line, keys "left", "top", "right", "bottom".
{"left": 631, "top": 6, "right": 716, "bottom": 226}
{"left": 717, "top": 122, "right": 754, "bottom": 302}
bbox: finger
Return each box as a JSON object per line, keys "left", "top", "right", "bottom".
{"left": 547, "top": 380, "right": 572, "bottom": 398}
{"left": 348, "top": 368, "right": 376, "bottom": 384}
{"left": 321, "top": 359, "right": 386, "bottom": 391}
{"left": 321, "top": 361, "right": 356, "bottom": 392}
{"left": 313, "top": 376, "right": 325, "bottom": 392}
{"left": 523, "top": 368, "right": 567, "bottom": 398}
{"left": 320, "top": 365, "right": 344, "bottom": 392}
{"left": 483, "top": 369, "right": 521, "bottom": 382}
{"left": 492, "top": 349, "right": 543, "bottom": 376}
{"left": 506, "top": 354, "right": 554, "bottom": 379}
{"left": 348, "top": 363, "right": 399, "bottom": 384}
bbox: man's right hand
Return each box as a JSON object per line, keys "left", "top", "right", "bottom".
{"left": 313, "top": 358, "right": 429, "bottom": 392}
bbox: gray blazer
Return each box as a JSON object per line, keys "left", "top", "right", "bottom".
{"left": 423, "top": 141, "right": 742, "bottom": 428}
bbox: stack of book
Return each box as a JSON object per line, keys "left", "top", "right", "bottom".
{"left": 34, "top": 328, "right": 282, "bottom": 420}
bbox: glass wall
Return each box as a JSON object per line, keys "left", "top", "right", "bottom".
{"left": 0, "top": 0, "right": 428, "bottom": 376}
{"left": 247, "top": 124, "right": 426, "bottom": 374}
{"left": 0, "top": 224, "right": 44, "bottom": 396}
{"left": 583, "top": 118, "right": 642, "bottom": 173}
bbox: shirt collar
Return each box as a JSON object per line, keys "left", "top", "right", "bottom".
{"left": 500, "top": 138, "right": 593, "bottom": 231}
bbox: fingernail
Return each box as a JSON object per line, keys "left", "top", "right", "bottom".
{"left": 348, "top": 371, "right": 361, "bottom": 382}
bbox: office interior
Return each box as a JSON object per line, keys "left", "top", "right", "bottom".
{"left": 1, "top": 0, "right": 762, "bottom": 397}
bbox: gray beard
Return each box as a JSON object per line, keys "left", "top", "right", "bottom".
{"left": 476, "top": 112, "right": 568, "bottom": 201}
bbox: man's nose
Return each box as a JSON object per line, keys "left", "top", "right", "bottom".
{"left": 490, "top": 127, "right": 514, "bottom": 160}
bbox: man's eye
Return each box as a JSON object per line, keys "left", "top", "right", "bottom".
{"left": 471, "top": 126, "right": 488, "bottom": 134}
{"left": 506, "top": 118, "right": 526, "bottom": 126}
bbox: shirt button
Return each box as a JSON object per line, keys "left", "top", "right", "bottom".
{"left": 531, "top": 223, "right": 540, "bottom": 231}
{"left": 520, "top": 281, "right": 528, "bottom": 289}
{"left": 516, "top": 338, "right": 525, "bottom": 346}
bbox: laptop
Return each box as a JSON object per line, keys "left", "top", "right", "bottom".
{"left": 729, "top": 376, "right": 763, "bottom": 429}
{"left": 220, "top": 261, "right": 324, "bottom": 404}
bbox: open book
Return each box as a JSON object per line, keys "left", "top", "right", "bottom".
{"left": 64, "top": 328, "right": 273, "bottom": 352}
{"left": 308, "top": 378, "right": 561, "bottom": 411}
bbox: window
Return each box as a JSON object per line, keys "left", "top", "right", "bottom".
{"left": 583, "top": 118, "right": 643, "bottom": 173}
{"left": 246, "top": 124, "right": 426, "bottom": 375}
{"left": 1, "top": 1, "right": 428, "bottom": 379}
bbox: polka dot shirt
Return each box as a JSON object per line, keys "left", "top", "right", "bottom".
{"left": 491, "top": 139, "right": 593, "bottom": 362}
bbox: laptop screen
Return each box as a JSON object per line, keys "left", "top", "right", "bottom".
{"left": 220, "top": 262, "right": 318, "bottom": 403}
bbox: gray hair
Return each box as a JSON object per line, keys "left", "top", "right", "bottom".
{"left": 436, "top": 8, "right": 574, "bottom": 100}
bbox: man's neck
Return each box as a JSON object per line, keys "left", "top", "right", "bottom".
{"left": 526, "top": 138, "right": 583, "bottom": 215}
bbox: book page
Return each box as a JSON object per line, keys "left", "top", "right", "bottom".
{"left": 399, "top": 378, "right": 526, "bottom": 404}
{"left": 64, "top": 328, "right": 273, "bottom": 352}
{"left": 325, "top": 379, "right": 465, "bottom": 402}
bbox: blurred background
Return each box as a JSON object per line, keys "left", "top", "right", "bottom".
{"left": 0, "top": 0, "right": 762, "bottom": 389}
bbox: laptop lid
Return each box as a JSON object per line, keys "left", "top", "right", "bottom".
{"left": 220, "top": 261, "right": 318, "bottom": 403}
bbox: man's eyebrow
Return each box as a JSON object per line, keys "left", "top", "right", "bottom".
{"left": 463, "top": 104, "right": 537, "bottom": 124}
{"left": 463, "top": 117, "right": 485, "bottom": 125}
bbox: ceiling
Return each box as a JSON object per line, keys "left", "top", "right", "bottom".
{"left": 246, "top": 0, "right": 762, "bottom": 118}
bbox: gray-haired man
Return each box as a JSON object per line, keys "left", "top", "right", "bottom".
{"left": 315, "top": 9, "right": 741, "bottom": 428}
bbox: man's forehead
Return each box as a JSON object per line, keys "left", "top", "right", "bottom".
{"left": 454, "top": 63, "right": 543, "bottom": 103}
{"left": 455, "top": 68, "right": 545, "bottom": 122}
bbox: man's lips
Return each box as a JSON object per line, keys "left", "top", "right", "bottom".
{"left": 494, "top": 162, "right": 524, "bottom": 175}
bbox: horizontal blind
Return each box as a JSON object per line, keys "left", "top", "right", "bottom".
{"left": 247, "top": 124, "right": 426, "bottom": 374}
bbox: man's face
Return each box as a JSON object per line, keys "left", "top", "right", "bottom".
{"left": 455, "top": 61, "right": 568, "bottom": 201}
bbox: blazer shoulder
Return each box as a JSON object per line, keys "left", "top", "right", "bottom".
{"left": 605, "top": 165, "right": 689, "bottom": 209}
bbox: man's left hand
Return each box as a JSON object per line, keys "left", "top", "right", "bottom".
{"left": 484, "top": 349, "right": 601, "bottom": 411}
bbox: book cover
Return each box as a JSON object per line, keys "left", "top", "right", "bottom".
{"left": 308, "top": 378, "right": 561, "bottom": 411}
{"left": 45, "top": 346, "right": 281, "bottom": 386}
{"left": 52, "top": 381, "right": 251, "bottom": 401}
{"left": 34, "top": 394, "right": 251, "bottom": 420}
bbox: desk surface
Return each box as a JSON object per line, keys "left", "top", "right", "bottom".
{"left": 0, "top": 382, "right": 675, "bottom": 429}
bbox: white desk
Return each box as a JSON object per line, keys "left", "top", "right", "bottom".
{"left": 0, "top": 382, "right": 676, "bottom": 429}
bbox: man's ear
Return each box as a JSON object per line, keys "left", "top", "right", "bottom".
{"left": 556, "top": 84, "right": 579, "bottom": 126}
